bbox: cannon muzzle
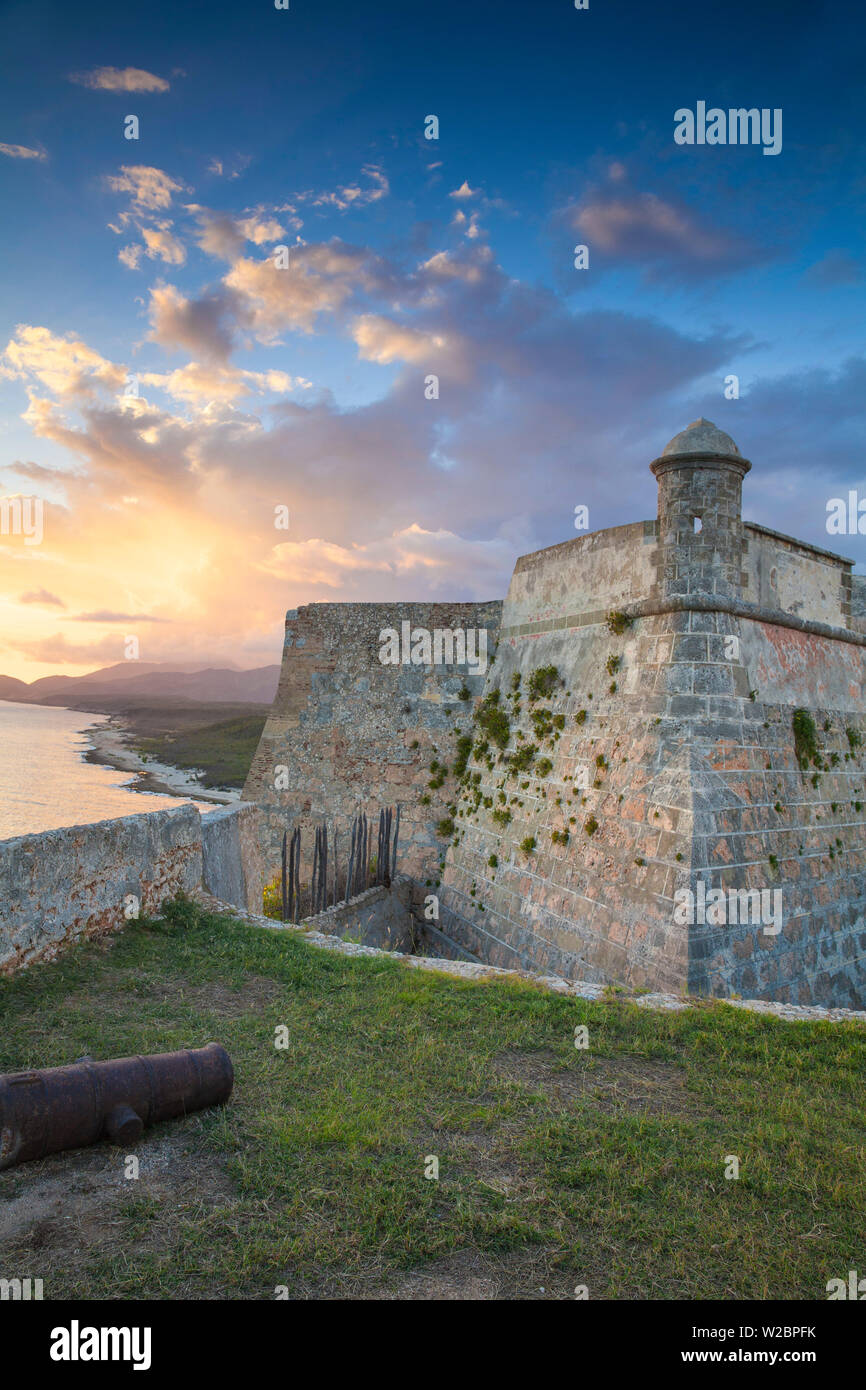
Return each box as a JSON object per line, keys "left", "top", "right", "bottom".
{"left": 0, "top": 1042, "right": 234, "bottom": 1171}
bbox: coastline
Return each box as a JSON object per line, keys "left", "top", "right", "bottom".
{"left": 82, "top": 716, "right": 239, "bottom": 806}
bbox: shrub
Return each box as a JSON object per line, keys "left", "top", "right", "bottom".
{"left": 488, "top": 853, "right": 498, "bottom": 868}
{"left": 793, "top": 709, "right": 820, "bottom": 771}
{"left": 535, "top": 757, "right": 553, "bottom": 778}
{"left": 607, "top": 610, "right": 632, "bottom": 636}
{"left": 520, "top": 836, "right": 536, "bottom": 854}
{"left": 584, "top": 817, "right": 599, "bottom": 836}
{"left": 507, "top": 743, "right": 538, "bottom": 772}
{"left": 458, "top": 684, "right": 471, "bottom": 701}
{"left": 436, "top": 817, "right": 455, "bottom": 838}
{"left": 528, "top": 665, "right": 559, "bottom": 701}
{"left": 847, "top": 726, "right": 863, "bottom": 750}
{"left": 575, "top": 709, "right": 587, "bottom": 725}
{"left": 453, "top": 734, "right": 473, "bottom": 778}
{"left": 476, "top": 690, "right": 511, "bottom": 750}
{"left": 492, "top": 807, "right": 512, "bottom": 827}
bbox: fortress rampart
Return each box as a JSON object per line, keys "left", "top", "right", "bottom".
{"left": 244, "top": 422, "right": 866, "bottom": 1008}
{"left": 243, "top": 600, "right": 502, "bottom": 881}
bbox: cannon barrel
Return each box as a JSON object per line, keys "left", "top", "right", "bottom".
{"left": 0, "top": 1042, "right": 233, "bottom": 1171}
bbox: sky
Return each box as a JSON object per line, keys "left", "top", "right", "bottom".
{"left": 0, "top": 0, "right": 864, "bottom": 680}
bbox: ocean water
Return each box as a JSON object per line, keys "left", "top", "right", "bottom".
{"left": 0, "top": 701, "right": 209, "bottom": 840}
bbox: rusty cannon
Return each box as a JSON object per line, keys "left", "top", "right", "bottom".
{"left": 0, "top": 1042, "right": 234, "bottom": 1171}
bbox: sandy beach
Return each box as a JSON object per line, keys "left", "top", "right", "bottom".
{"left": 83, "top": 717, "right": 239, "bottom": 806}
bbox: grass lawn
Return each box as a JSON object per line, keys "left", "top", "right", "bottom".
{"left": 0, "top": 896, "right": 863, "bottom": 1300}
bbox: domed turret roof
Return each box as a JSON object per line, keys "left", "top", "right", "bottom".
{"left": 651, "top": 418, "right": 751, "bottom": 477}
{"left": 661, "top": 418, "right": 741, "bottom": 459}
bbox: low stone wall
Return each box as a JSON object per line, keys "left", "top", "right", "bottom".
{"left": 201, "top": 803, "right": 265, "bottom": 914}
{"left": 200, "top": 894, "right": 866, "bottom": 1027}
{"left": 297, "top": 875, "right": 417, "bottom": 951}
{"left": 0, "top": 802, "right": 266, "bottom": 976}
{"left": 0, "top": 805, "right": 201, "bottom": 975}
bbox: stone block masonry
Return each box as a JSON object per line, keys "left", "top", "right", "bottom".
{"left": 0, "top": 805, "right": 201, "bottom": 974}
{"left": 432, "top": 422, "right": 866, "bottom": 1009}
{"left": 243, "top": 420, "right": 866, "bottom": 1009}
{"left": 200, "top": 803, "right": 265, "bottom": 914}
{"left": 0, "top": 802, "right": 264, "bottom": 975}
{"left": 242, "top": 600, "right": 502, "bottom": 885}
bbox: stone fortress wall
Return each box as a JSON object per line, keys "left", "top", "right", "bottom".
{"left": 242, "top": 600, "right": 502, "bottom": 884}
{"left": 244, "top": 422, "right": 866, "bottom": 1009}
{"left": 0, "top": 803, "right": 264, "bottom": 975}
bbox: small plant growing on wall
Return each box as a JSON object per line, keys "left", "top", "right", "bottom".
{"left": 476, "top": 689, "right": 511, "bottom": 750}
{"left": 453, "top": 735, "right": 473, "bottom": 778}
{"left": 792, "top": 709, "right": 821, "bottom": 772}
{"left": 607, "top": 610, "right": 632, "bottom": 636}
{"left": 528, "top": 665, "right": 560, "bottom": 701}
{"left": 507, "top": 743, "right": 538, "bottom": 773}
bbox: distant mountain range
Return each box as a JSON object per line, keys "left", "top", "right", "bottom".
{"left": 0, "top": 661, "right": 280, "bottom": 706}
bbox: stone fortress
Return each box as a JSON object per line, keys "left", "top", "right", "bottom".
{"left": 243, "top": 421, "right": 866, "bottom": 1009}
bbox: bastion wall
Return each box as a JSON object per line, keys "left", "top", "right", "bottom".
{"left": 243, "top": 421, "right": 866, "bottom": 1008}
{"left": 242, "top": 600, "right": 502, "bottom": 885}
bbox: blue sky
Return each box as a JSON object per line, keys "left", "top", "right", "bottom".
{"left": 1, "top": 0, "right": 864, "bottom": 677}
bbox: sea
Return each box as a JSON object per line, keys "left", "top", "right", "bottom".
{"left": 0, "top": 701, "right": 209, "bottom": 840}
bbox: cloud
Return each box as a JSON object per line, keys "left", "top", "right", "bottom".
{"left": 304, "top": 164, "right": 389, "bottom": 211}
{"left": 575, "top": 192, "right": 742, "bottom": 267}
{"left": 9, "top": 206, "right": 861, "bottom": 681}
{"left": 139, "top": 362, "right": 308, "bottom": 407}
{"left": 5, "top": 633, "right": 150, "bottom": 666}
{"left": 207, "top": 154, "right": 252, "bottom": 181}
{"left": 9, "top": 459, "right": 80, "bottom": 486}
{"left": 186, "top": 205, "right": 289, "bottom": 261}
{"left": 1, "top": 325, "right": 126, "bottom": 398}
{"left": 0, "top": 143, "right": 46, "bottom": 160}
{"left": 222, "top": 242, "right": 376, "bottom": 340}
{"left": 420, "top": 249, "right": 490, "bottom": 284}
{"left": 804, "top": 251, "right": 864, "bottom": 287}
{"left": 70, "top": 66, "right": 169, "bottom": 93}
{"left": 147, "top": 283, "right": 237, "bottom": 361}
{"left": 563, "top": 167, "right": 763, "bottom": 279}
{"left": 19, "top": 589, "right": 66, "bottom": 608}
{"left": 352, "top": 314, "right": 456, "bottom": 369}
{"left": 260, "top": 524, "right": 515, "bottom": 596}
{"left": 118, "top": 243, "right": 143, "bottom": 269}
{"left": 449, "top": 181, "right": 479, "bottom": 200}
{"left": 69, "top": 610, "right": 170, "bottom": 622}
{"left": 140, "top": 221, "right": 186, "bottom": 265}
{"left": 105, "top": 165, "right": 184, "bottom": 211}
